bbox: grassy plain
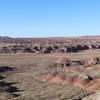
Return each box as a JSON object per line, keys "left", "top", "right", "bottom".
{"left": 0, "top": 49, "right": 100, "bottom": 100}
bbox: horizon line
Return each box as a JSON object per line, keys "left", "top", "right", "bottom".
{"left": 0, "top": 35, "right": 100, "bottom": 38}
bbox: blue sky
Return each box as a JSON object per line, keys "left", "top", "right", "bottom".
{"left": 0, "top": 0, "right": 100, "bottom": 37}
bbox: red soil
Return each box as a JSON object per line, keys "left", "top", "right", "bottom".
{"left": 42, "top": 72, "right": 100, "bottom": 91}
{"left": 87, "top": 82, "right": 100, "bottom": 91}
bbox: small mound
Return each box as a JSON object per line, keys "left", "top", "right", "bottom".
{"left": 55, "top": 57, "right": 85, "bottom": 68}
{"left": 86, "top": 57, "right": 100, "bottom": 66}
{"left": 45, "top": 72, "right": 58, "bottom": 81}
{"left": 43, "top": 72, "right": 78, "bottom": 85}
{"left": 73, "top": 78, "right": 91, "bottom": 88}
{"left": 56, "top": 57, "right": 71, "bottom": 64}
{"left": 87, "top": 82, "right": 100, "bottom": 91}
{"left": 87, "top": 66, "right": 100, "bottom": 71}
{"left": 65, "top": 67, "right": 85, "bottom": 73}
{"left": 42, "top": 72, "right": 96, "bottom": 91}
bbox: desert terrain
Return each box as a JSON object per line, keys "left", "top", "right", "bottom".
{"left": 0, "top": 36, "right": 100, "bottom": 100}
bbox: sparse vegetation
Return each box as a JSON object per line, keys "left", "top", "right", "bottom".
{"left": 0, "top": 37, "right": 100, "bottom": 99}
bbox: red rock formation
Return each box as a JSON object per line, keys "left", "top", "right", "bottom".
{"left": 56, "top": 57, "right": 71, "bottom": 67}
{"left": 46, "top": 72, "right": 58, "bottom": 81}
{"left": 42, "top": 72, "right": 98, "bottom": 91}
{"left": 87, "top": 82, "right": 100, "bottom": 91}
{"left": 87, "top": 57, "right": 100, "bottom": 66}
{"left": 56, "top": 57, "right": 71, "bottom": 64}
{"left": 65, "top": 67, "right": 84, "bottom": 73}
{"left": 73, "top": 78, "right": 91, "bottom": 88}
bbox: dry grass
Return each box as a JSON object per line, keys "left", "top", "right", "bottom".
{"left": 0, "top": 50, "right": 99, "bottom": 100}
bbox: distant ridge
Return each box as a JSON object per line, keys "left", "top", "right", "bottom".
{"left": 79, "top": 35, "right": 100, "bottom": 39}
{"left": 0, "top": 36, "right": 12, "bottom": 40}
{"left": 0, "top": 35, "right": 100, "bottom": 39}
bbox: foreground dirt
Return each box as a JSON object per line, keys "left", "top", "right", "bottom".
{"left": 0, "top": 50, "right": 100, "bottom": 100}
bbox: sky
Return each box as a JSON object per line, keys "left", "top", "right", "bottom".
{"left": 0, "top": 0, "right": 100, "bottom": 37}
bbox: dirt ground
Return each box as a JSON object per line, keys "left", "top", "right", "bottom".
{"left": 0, "top": 49, "right": 100, "bottom": 100}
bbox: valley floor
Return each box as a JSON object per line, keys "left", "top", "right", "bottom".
{"left": 0, "top": 49, "right": 100, "bottom": 100}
